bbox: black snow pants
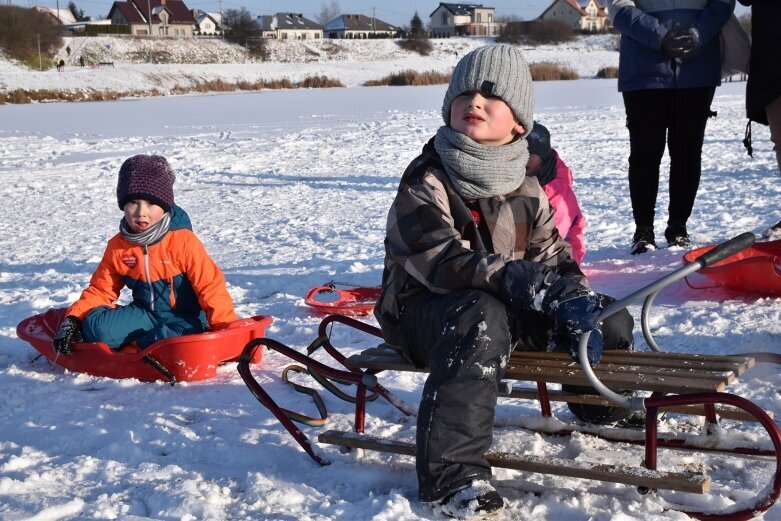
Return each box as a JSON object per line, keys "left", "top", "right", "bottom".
{"left": 623, "top": 87, "right": 716, "bottom": 228}
{"left": 396, "top": 289, "right": 634, "bottom": 502}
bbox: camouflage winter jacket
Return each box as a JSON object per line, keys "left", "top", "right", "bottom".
{"left": 374, "top": 138, "right": 587, "bottom": 347}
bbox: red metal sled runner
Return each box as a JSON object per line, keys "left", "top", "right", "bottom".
{"left": 17, "top": 308, "right": 273, "bottom": 383}
{"left": 683, "top": 238, "right": 781, "bottom": 296}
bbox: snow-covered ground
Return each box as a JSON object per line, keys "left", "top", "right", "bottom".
{"left": 0, "top": 35, "right": 619, "bottom": 94}
{"left": 1, "top": 41, "right": 780, "bottom": 520}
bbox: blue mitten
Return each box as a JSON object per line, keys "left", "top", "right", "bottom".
{"left": 550, "top": 325, "right": 604, "bottom": 366}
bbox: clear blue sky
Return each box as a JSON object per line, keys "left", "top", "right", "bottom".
{"left": 31, "top": 0, "right": 749, "bottom": 28}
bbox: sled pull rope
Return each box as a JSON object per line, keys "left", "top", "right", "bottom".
{"left": 142, "top": 355, "right": 176, "bottom": 385}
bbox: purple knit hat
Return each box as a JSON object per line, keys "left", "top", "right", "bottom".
{"left": 117, "top": 155, "right": 175, "bottom": 212}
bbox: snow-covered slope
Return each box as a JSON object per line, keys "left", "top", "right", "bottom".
{"left": 0, "top": 35, "right": 619, "bottom": 95}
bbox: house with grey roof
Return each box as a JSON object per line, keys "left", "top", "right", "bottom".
{"left": 429, "top": 3, "right": 500, "bottom": 37}
{"left": 323, "top": 14, "right": 399, "bottom": 39}
{"left": 258, "top": 13, "right": 323, "bottom": 40}
{"left": 193, "top": 10, "right": 222, "bottom": 35}
{"left": 538, "top": 0, "right": 610, "bottom": 32}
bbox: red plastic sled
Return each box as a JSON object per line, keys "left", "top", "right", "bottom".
{"left": 16, "top": 308, "right": 273, "bottom": 383}
{"left": 304, "top": 285, "right": 380, "bottom": 316}
{"left": 683, "top": 239, "right": 781, "bottom": 296}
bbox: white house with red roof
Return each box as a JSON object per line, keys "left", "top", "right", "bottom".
{"left": 108, "top": 0, "right": 196, "bottom": 37}
{"left": 538, "top": 0, "right": 610, "bottom": 32}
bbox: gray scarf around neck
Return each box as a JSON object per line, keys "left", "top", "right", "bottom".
{"left": 120, "top": 212, "right": 171, "bottom": 246}
{"left": 434, "top": 125, "right": 528, "bottom": 199}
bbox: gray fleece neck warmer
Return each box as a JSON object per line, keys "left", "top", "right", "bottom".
{"left": 120, "top": 212, "right": 171, "bottom": 246}
{"left": 434, "top": 125, "right": 528, "bottom": 199}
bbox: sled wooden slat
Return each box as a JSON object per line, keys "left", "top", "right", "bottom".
{"left": 318, "top": 430, "right": 710, "bottom": 494}
{"left": 344, "top": 348, "right": 755, "bottom": 395}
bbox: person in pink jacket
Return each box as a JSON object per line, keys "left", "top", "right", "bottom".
{"left": 525, "top": 122, "right": 587, "bottom": 264}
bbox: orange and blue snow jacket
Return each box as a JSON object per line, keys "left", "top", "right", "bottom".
{"left": 67, "top": 206, "right": 237, "bottom": 331}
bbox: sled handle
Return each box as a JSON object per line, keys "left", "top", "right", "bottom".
{"left": 690, "top": 231, "right": 756, "bottom": 269}
{"left": 578, "top": 232, "right": 757, "bottom": 410}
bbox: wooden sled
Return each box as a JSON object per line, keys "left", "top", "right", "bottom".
{"left": 17, "top": 307, "right": 273, "bottom": 383}
{"left": 238, "top": 232, "right": 781, "bottom": 520}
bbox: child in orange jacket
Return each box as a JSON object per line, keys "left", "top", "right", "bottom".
{"left": 52, "top": 155, "right": 237, "bottom": 353}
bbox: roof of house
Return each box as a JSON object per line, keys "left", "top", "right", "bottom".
{"left": 258, "top": 13, "right": 322, "bottom": 31}
{"left": 429, "top": 3, "right": 493, "bottom": 18}
{"left": 323, "top": 14, "right": 397, "bottom": 32}
{"left": 108, "top": 2, "right": 145, "bottom": 24}
{"left": 108, "top": 0, "right": 195, "bottom": 25}
{"left": 193, "top": 10, "right": 221, "bottom": 26}
{"left": 34, "top": 7, "right": 78, "bottom": 25}
{"left": 541, "top": 0, "right": 607, "bottom": 17}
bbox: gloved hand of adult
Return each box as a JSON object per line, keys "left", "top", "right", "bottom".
{"left": 550, "top": 324, "right": 604, "bottom": 366}
{"left": 52, "top": 315, "right": 83, "bottom": 354}
{"left": 661, "top": 28, "right": 701, "bottom": 58}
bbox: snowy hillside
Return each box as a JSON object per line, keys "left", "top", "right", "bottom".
{"left": 0, "top": 35, "right": 619, "bottom": 95}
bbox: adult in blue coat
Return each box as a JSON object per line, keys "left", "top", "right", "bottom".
{"left": 607, "top": 0, "right": 735, "bottom": 253}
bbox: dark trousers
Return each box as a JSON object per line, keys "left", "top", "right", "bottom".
{"left": 623, "top": 87, "right": 716, "bottom": 228}
{"left": 396, "top": 289, "right": 633, "bottom": 502}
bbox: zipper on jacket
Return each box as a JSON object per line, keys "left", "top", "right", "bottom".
{"left": 144, "top": 245, "right": 154, "bottom": 312}
{"left": 167, "top": 276, "right": 176, "bottom": 309}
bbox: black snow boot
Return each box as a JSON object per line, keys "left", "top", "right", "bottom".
{"left": 631, "top": 225, "right": 656, "bottom": 255}
{"left": 665, "top": 221, "right": 691, "bottom": 248}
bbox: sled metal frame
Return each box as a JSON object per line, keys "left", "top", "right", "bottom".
{"left": 238, "top": 232, "right": 781, "bottom": 520}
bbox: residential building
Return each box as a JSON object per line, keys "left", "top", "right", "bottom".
{"left": 323, "top": 14, "right": 399, "bottom": 39}
{"left": 429, "top": 3, "right": 500, "bottom": 37}
{"left": 538, "top": 0, "right": 610, "bottom": 32}
{"left": 258, "top": 13, "right": 323, "bottom": 40}
{"left": 107, "top": 0, "right": 196, "bottom": 37}
{"left": 193, "top": 10, "right": 222, "bottom": 35}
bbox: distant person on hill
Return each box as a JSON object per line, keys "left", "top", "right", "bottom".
{"left": 79, "top": 56, "right": 85, "bottom": 68}
{"left": 525, "top": 122, "right": 586, "bottom": 264}
{"left": 374, "top": 44, "right": 635, "bottom": 519}
{"left": 57, "top": 59, "right": 65, "bottom": 72}
{"left": 52, "top": 155, "right": 238, "bottom": 354}
{"left": 607, "top": 0, "right": 735, "bottom": 254}
{"left": 66, "top": 46, "right": 71, "bottom": 57}
{"left": 737, "top": 0, "right": 781, "bottom": 238}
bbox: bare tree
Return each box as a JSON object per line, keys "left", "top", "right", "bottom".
{"left": 317, "top": 0, "right": 340, "bottom": 25}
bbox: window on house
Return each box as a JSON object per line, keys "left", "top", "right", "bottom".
{"left": 476, "top": 13, "right": 481, "bottom": 22}
{"left": 488, "top": 14, "right": 493, "bottom": 23}
{"left": 442, "top": 12, "right": 447, "bottom": 24}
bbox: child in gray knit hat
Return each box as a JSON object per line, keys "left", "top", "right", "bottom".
{"left": 374, "top": 44, "right": 634, "bottom": 519}
{"left": 52, "top": 154, "right": 239, "bottom": 356}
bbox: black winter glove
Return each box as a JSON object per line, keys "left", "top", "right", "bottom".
{"left": 52, "top": 316, "right": 83, "bottom": 354}
{"left": 500, "top": 260, "right": 604, "bottom": 364}
{"left": 661, "top": 28, "right": 700, "bottom": 58}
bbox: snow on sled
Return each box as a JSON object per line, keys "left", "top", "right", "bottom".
{"left": 239, "top": 232, "right": 781, "bottom": 520}
{"left": 304, "top": 284, "right": 380, "bottom": 316}
{"left": 683, "top": 238, "right": 781, "bottom": 296}
{"left": 16, "top": 307, "right": 273, "bottom": 383}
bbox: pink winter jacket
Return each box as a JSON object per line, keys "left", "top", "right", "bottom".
{"left": 541, "top": 150, "right": 586, "bottom": 264}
